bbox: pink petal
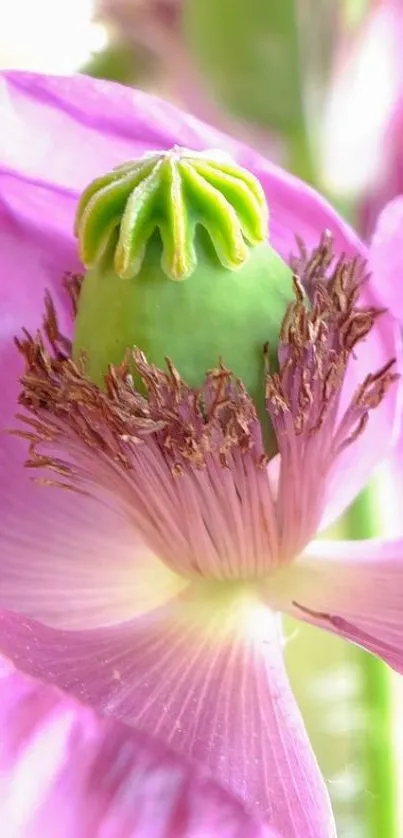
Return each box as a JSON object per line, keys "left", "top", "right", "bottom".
{"left": 0, "top": 70, "right": 367, "bottom": 259}
{"left": 1, "top": 70, "right": 400, "bottom": 526}
{"left": 361, "top": 103, "right": 403, "bottom": 239}
{"left": 387, "top": 429, "right": 403, "bottom": 537}
{"left": 357, "top": 0, "right": 403, "bottom": 238}
{"left": 2, "top": 426, "right": 183, "bottom": 633}
{"left": 0, "top": 182, "right": 77, "bottom": 332}
{"left": 0, "top": 657, "right": 273, "bottom": 838}
{"left": 273, "top": 538, "right": 403, "bottom": 673}
{"left": 1, "top": 426, "right": 184, "bottom": 629}
{"left": 318, "top": 309, "right": 400, "bottom": 531}
{"left": 0, "top": 208, "right": 183, "bottom": 629}
{"left": 369, "top": 194, "right": 403, "bottom": 321}
{"left": 0, "top": 586, "right": 336, "bottom": 838}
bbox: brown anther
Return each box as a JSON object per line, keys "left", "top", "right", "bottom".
{"left": 292, "top": 273, "right": 305, "bottom": 303}
{"left": 291, "top": 230, "right": 334, "bottom": 297}
{"left": 342, "top": 413, "right": 369, "bottom": 449}
{"left": 355, "top": 360, "right": 399, "bottom": 410}
{"left": 63, "top": 271, "right": 84, "bottom": 317}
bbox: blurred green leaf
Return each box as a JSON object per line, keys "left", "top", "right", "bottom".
{"left": 343, "top": 0, "right": 372, "bottom": 30}
{"left": 81, "top": 41, "right": 153, "bottom": 86}
{"left": 183, "top": 0, "right": 304, "bottom": 134}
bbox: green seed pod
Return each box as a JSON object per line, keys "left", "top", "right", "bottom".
{"left": 73, "top": 148, "right": 296, "bottom": 446}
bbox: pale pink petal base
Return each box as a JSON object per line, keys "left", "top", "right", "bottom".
{"left": 0, "top": 584, "right": 336, "bottom": 838}
{"left": 0, "top": 657, "right": 273, "bottom": 838}
{"left": 1, "top": 410, "right": 184, "bottom": 629}
{"left": 271, "top": 538, "right": 403, "bottom": 673}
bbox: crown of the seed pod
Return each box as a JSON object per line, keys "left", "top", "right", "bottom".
{"left": 74, "top": 147, "right": 269, "bottom": 280}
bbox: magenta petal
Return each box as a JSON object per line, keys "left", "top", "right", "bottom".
{"left": 0, "top": 184, "right": 78, "bottom": 330}
{"left": 0, "top": 657, "right": 273, "bottom": 838}
{"left": 280, "top": 539, "right": 403, "bottom": 672}
{"left": 0, "top": 71, "right": 364, "bottom": 256}
{"left": 370, "top": 195, "right": 403, "bottom": 320}
{"left": 0, "top": 587, "right": 336, "bottom": 838}
{"left": 0, "top": 70, "right": 369, "bottom": 266}
{"left": 0, "top": 71, "right": 370, "bottom": 252}
{"left": 0, "top": 72, "right": 243, "bottom": 192}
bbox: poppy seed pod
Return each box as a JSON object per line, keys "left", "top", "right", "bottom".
{"left": 73, "top": 148, "right": 296, "bottom": 444}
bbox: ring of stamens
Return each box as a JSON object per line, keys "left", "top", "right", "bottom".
{"left": 12, "top": 233, "right": 398, "bottom": 581}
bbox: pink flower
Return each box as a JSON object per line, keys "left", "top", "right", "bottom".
{"left": 0, "top": 71, "right": 402, "bottom": 837}
{"left": 0, "top": 658, "right": 273, "bottom": 837}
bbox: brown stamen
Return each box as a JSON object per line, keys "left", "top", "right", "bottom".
{"left": 11, "top": 233, "right": 398, "bottom": 567}
{"left": 63, "top": 271, "right": 84, "bottom": 318}
{"left": 14, "top": 294, "right": 264, "bottom": 493}
{"left": 271, "top": 234, "right": 398, "bottom": 446}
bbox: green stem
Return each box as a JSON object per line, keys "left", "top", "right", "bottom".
{"left": 344, "top": 483, "right": 397, "bottom": 838}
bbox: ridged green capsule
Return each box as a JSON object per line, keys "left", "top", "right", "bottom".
{"left": 73, "top": 148, "right": 296, "bottom": 446}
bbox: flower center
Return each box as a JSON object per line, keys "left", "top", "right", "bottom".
{"left": 14, "top": 233, "right": 397, "bottom": 583}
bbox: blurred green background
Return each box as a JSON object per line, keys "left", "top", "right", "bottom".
{"left": 2, "top": 1, "right": 402, "bottom": 835}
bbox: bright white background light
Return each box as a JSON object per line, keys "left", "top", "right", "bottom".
{"left": 321, "top": 6, "right": 400, "bottom": 197}
{"left": 0, "top": 0, "right": 107, "bottom": 73}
